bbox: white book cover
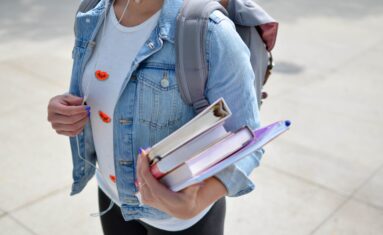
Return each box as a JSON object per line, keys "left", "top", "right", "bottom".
{"left": 148, "top": 97, "right": 232, "bottom": 163}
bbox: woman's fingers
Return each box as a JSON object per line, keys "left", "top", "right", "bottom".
{"left": 50, "top": 111, "right": 88, "bottom": 125}
{"left": 47, "top": 94, "right": 87, "bottom": 118}
{"left": 51, "top": 114, "right": 88, "bottom": 133}
{"left": 51, "top": 102, "right": 87, "bottom": 116}
{"left": 136, "top": 150, "right": 157, "bottom": 204}
{"left": 138, "top": 151, "right": 167, "bottom": 193}
{"left": 47, "top": 94, "right": 91, "bottom": 137}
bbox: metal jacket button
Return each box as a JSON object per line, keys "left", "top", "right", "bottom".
{"left": 161, "top": 72, "right": 169, "bottom": 88}
{"left": 161, "top": 78, "right": 169, "bottom": 88}
{"left": 147, "top": 41, "right": 155, "bottom": 49}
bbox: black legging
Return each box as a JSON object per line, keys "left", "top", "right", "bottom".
{"left": 98, "top": 187, "right": 226, "bottom": 235}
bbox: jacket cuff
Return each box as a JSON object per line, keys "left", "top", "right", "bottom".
{"left": 214, "top": 164, "right": 254, "bottom": 197}
{"left": 213, "top": 149, "right": 264, "bottom": 197}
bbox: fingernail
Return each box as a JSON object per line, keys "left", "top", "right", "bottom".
{"left": 135, "top": 180, "right": 139, "bottom": 188}
{"left": 138, "top": 147, "right": 143, "bottom": 155}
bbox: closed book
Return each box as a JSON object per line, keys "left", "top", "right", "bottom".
{"left": 148, "top": 98, "right": 231, "bottom": 164}
{"left": 160, "top": 126, "right": 254, "bottom": 187}
{"left": 150, "top": 124, "right": 229, "bottom": 178}
{"left": 164, "top": 120, "right": 291, "bottom": 191}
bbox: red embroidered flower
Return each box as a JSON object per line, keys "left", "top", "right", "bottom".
{"left": 99, "top": 111, "right": 111, "bottom": 123}
{"left": 95, "top": 70, "right": 109, "bottom": 81}
{"left": 109, "top": 175, "right": 116, "bottom": 183}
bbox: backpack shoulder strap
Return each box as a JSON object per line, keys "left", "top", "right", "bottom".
{"left": 77, "top": 0, "right": 101, "bottom": 14}
{"left": 175, "top": 0, "right": 228, "bottom": 114}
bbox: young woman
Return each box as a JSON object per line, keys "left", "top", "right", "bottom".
{"left": 47, "top": 0, "right": 262, "bottom": 234}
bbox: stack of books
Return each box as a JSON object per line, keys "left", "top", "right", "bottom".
{"left": 147, "top": 98, "right": 291, "bottom": 192}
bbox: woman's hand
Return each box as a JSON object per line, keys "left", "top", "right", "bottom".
{"left": 136, "top": 148, "right": 227, "bottom": 220}
{"left": 47, "top": 94, "right": 90, "bottom": 137}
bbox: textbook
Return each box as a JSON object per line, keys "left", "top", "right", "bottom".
{"left": 148, "top": 98, "right": 231, "bottom": 164}
{"left": 162, "top": 120, "right": 291, "bottom": 192}
{"left": 150, "top": 124, "right": 229, "bottom": 178}
{"left": 159, "top": 126, "right": 254, "bottom": 186}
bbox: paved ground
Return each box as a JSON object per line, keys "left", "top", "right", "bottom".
{"left": 1, "top": 0, "right": 382, "bottom": 234}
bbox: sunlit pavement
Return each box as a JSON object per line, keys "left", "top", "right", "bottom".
{"left": 0, "top": 1, "right": 382, "bottom": 234}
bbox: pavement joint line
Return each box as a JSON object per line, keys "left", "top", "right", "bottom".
{"left": 2, "top": 60, "right": 67, "bottom": 89}
{"left": 268, "top": 92, "right": 383, "bottom": 126}
{"left": 262, "top": 164, "right": 348, "bottom": 198}
{"left": 267, "top": 162, "right": 383, "bottom": 213}
{"left": 266, "top": 137, "right": 371, "bottom": 193}
{"left": 308, "top": 162, "right": 383, "bottom": 235}
{"left": 0, "top": 211, "right": 8, "bottom": 219}
{"left": 8, "top": 184, "right": 72, "bottom": 215}
{"left": 7, "top": 213, "right": 40, "bottom": 235}
{"left": 352, "top": 197, "right": 383, "bottom": 212}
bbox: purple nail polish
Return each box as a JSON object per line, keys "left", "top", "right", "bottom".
{"left": 138, "top": 148, "right": 143, "bottom": 155}
{"left": 85, "top": 106, "right": 91, "bottom": 111}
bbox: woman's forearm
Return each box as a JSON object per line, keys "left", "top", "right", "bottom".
{"left": 196, "top": 176, "right": 227, "bottom": 213}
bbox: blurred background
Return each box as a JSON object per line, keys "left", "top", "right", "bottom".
{"left": 0, "top": 0, "right": 382, "bottom": 234}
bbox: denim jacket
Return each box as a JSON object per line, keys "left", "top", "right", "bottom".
{"left": 68, "top": 0, "right": 263, "bottom": 221}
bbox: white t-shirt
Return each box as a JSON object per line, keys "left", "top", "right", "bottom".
{"left": 81, "top": 5, "right": 212, "bottom": 231}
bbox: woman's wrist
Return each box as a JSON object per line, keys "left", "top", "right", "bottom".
{"left": 193, "top": 176, "right": 227, "bottom": 216}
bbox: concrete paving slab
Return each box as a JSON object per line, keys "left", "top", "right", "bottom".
{"left": 260, "top": 41, "right": 383, "bottom": 196}
{"left": 259, "top": 0, "right": 383, "bottom": 76}
{"left": 273, "top": 42, "right": 383, "bottom": 123}
{"left": 0, "top": 63, "right": 66, "bottom": 115}
{"left": 0, "top": 37, "right": 74, "bottom": 63}
{"left": 4, "top": 52, "right": 73, "bottom": 89}
{"left": 354, "top": 167, "right": 383, "bottom": 210}
{"left": 263, "top": 139, "right": 371, "bottom": 197}
{"left": 0, "top": 216, "right": 34, "bottom": 235}
{"left": 262, "top": 99, "right": 382, "bottom": 195}
{"left": 0, "top": 101, "right": 75, "bottom": 212}
{"left": 259, "top": 0, "right": 383, "bottom": 100}
{"left": 272, "top": 15, "right": 383, "bottom": 76}
{"left": 225, "top": 167, "right": 345, "bottom": 235}
{"left": 11, "top": 179, "right": 102, "bottom": 235}
{"left": 0, "top": 0, "right": 77, "bottom": 44}
{"left": 312, "top": 199, "right": 383, "bottom": 235}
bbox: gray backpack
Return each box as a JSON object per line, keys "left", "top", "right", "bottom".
{"left": 76, "top": 0, "right": 278, "bottom": 113}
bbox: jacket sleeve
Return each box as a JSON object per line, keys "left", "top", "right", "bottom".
{"left": 205, "top": 11, "right": 264, "bottom": 197}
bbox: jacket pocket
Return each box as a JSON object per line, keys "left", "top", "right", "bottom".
{"left": 136, "top": 64, "right": 190, "bottom": 129}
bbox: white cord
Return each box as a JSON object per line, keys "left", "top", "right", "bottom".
{"left": 76, "top": 0, "right": 121, "bottom": 217}
{"left": 118, "top": 0, "right": 131, "bottom": 23}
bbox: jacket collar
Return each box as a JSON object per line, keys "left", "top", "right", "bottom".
{"left": 157, "top": 0, "right": 183, "bottom": 43}
{"left": 102, "top": 0, "right": 182, "bottom": 43}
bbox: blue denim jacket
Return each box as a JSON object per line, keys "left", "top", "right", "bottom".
{"left": 68, "top": 0, "right": 263, "bottom": 221}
